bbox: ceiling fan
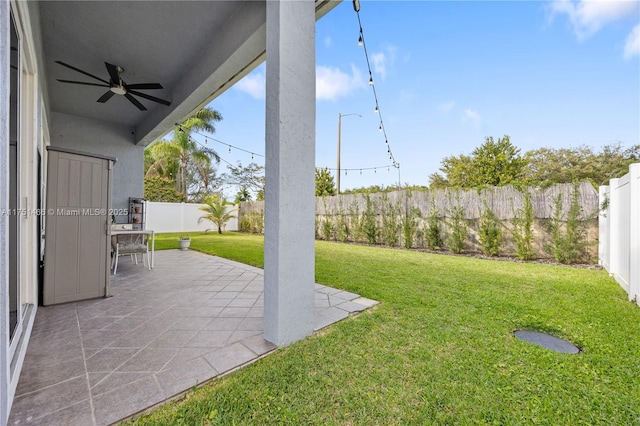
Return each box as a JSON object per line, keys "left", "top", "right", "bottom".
{"left": 55, "top": 61, "right": 171, "bottom": 111}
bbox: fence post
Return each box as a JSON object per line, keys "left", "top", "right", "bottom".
{"left": 609, "top": 178, "right": 621, "bottom": 286}
{"left": 599, "top": 185, "right": 610, "bottom": 270}
{"left": 629, "top": 164, "right": 640, "bottom": 305}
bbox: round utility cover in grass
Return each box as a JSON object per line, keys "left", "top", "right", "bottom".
{"left": 513, "top": 330, "right": 580, "bottom": 354}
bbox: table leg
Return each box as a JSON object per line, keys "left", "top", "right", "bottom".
{"left": 151, "top": 231, "right": 155, "bottom": 268}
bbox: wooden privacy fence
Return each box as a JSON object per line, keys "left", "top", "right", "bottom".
{"left": 599, "top": 163, "right": 640, "bottom": 306}
{"left": 239, "top": 182, "right": 600, "bottom": 260}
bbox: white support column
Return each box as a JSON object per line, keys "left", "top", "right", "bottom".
{"left": 629, "top": 164, "right": 640, "bottom": 305}
{"left": 1, "top": 1, "right": 11, "bottom": 422}
{"left": 263, "top": 0, "right": 316, "bottom": 346}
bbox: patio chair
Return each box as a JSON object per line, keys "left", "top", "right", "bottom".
{"left": 111, "top": 233, "right": 150, "bottom": 274}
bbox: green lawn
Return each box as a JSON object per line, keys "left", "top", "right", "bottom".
{"left": 134, "top": 232, "right": 640, "bottom": 425}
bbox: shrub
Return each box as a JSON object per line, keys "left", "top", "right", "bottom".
{"left": 243, "top": 211, "right": 264, "bottom": 234}
{"left": 425, "top": 202, "right": 443, "bottom": 250}
{"left": 511, "top": 191, "right": 535, "bottom": 260}
{"left": 478, "top": 200, "right": 502, "bottom": 256}
{"left": 336, "top": 212, "right": 349, "bottom": 242}
{"left": 380, "top": 194, "right": 400, "bottom": 247}
{"left": 446, "top": 204, "right": 467, "bottom": 254}
{"left": 144, "top": 176, "right": 186, "bottom": 202}
{"left": 321, "top": 217, "right": 334, "bottom": 241}
{"left": 545, "top": 184, "right": 589, "bottom": 264}
{"left": 348, "top": 203, "right": 365, "bottom": 243}
{"left": 401, "top": 206, "right": 421, "bottom": 249}
{"left": 362, "top": 194, "right": 379, "bottom": 245}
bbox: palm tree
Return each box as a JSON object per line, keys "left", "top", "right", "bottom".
{"left": 198, "top": 196, "right": 237, "bottom": 234}
{"left": 146, "top": 107, "right": 222, "bottom": 199}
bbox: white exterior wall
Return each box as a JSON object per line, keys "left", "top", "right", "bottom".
{"left": 145, "top": 201, "right": 238, "bottom": 233}
{"left": 49, "top": 112, "right": 144, "bottom": 215}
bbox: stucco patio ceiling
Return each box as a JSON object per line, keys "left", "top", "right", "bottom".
{"left": 39, "top": 0, "right": 337, "bottom": 146}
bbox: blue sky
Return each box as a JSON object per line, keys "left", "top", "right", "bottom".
{"left": 207, "top": 0, "right": 639, "bottom": 193}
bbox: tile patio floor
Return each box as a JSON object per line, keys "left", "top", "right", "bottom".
{"left": 9, "top": 250, "right": 378, "bottom": 425}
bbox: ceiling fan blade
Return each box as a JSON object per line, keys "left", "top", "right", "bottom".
{"left": 97, "top": 91, "right": 115, "bottom": 103}
{"left": 55, "top": 61, "right": 110, "bottom": 84}
{"left": 57, "top": 79, "right": 110, "bottom": 88}
{"left": 128, "top": 90, "right": 171, "bottom": 106}
{"left": 126, "top": 83, "right": 163, "bottom": 90}
{"left": 105, "top": 62, "right": 121, "bottom": 83}
{"left": 125, "top": 93, "right": 147, "bottom": 111}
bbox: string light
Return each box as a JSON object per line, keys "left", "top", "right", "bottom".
{"left": 176, "top": 124, "right": 264, "bottom": 160}
{"left": 352, "top": 1, "right": 400, "bottom": 171}
{"left": 322, "top": 165, "right": 391, "bottom": 174}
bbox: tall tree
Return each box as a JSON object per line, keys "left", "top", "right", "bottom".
{"left": 429, "top": 136, "right": 526, "bottom": 189}
{"left": 315, "top": 167, "right": 337, "bottom": 196}
{"left": 222, "top": 161, "right": 265, "bottom": 201}
{"left": 524, "top": 143, "right": 639, "bottom": 187}
{"left": 146, "top": 107, "right": 222, "bottom": 200}
{"left": 524, "top": 146, "right": 595, "bottom": 187}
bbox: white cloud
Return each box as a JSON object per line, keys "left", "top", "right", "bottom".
{"left": 235, "top": 63, "right": 365, "bottom": 101}
{"left": 463, "top": 108, "right": 481, "bottom": 127}
{"left": 624, "top": 23, "right": 640, "bottom": 59}
{"left": 548, "top": 0, "right": 639, "bottom": 40}
{"left": 438, "top": 101, "right": 456, "bottom": 113}
{"left": 234, "top": 68, "right": 265, "bottom": 100}
{"left": 370, "top": 44, "right": 397, "bottom": 82}
{"left": 371, "top": 52, "right": 387, "bottom": 81}
{"left": 316, "top": 64, "right": 364, "bottom": 101}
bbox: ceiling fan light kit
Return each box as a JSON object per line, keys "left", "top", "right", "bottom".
{"left": 110, "top": 85, "right": 126, "bottom": 95}
{"left": 55, "top": 61, "right": 171, "bottom": 111}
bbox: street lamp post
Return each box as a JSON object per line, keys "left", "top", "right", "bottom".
{"left": 337, "top": 112, "right": 361, "bottom": 194}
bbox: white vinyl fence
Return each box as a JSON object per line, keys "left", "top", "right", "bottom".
{"left": 599, "top": 163, "right": 640, "bottom": 306}
{"left": 145, "top": 201, "right": 238, "bottom": 234}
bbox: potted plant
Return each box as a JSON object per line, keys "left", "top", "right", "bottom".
{"left": 178, "top": 235, "right": 191, "bottom": 251}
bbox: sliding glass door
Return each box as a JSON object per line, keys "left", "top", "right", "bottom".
{"left": 9, "top": 10, "right": 22, "bottom": 355}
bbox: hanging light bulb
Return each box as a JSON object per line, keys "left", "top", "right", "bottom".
{"left": 228, "top": 146, "right": 231, "bottom": 153}
{"left": 374, "top": 105, "right": 379, "bottom": 114}
{"left": 178, "top": 127, "right": 184, "bottom": 133}
{"left": 345, "top": 170, "right": 348, "bottom": 176}
{"left": 369, "top": 76, "right": 374, "bottom": 86}
{"left": 360, "top": 169, "right": 362, "bottom": 175}
{"left": 204, "top": 137, "right": 208, "bottom": 144}
{"left": 358, "top": 34, "right": 363, "bottom": 47}
{"left": 379, "top": 123, "right": 382, "bottom": 132}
